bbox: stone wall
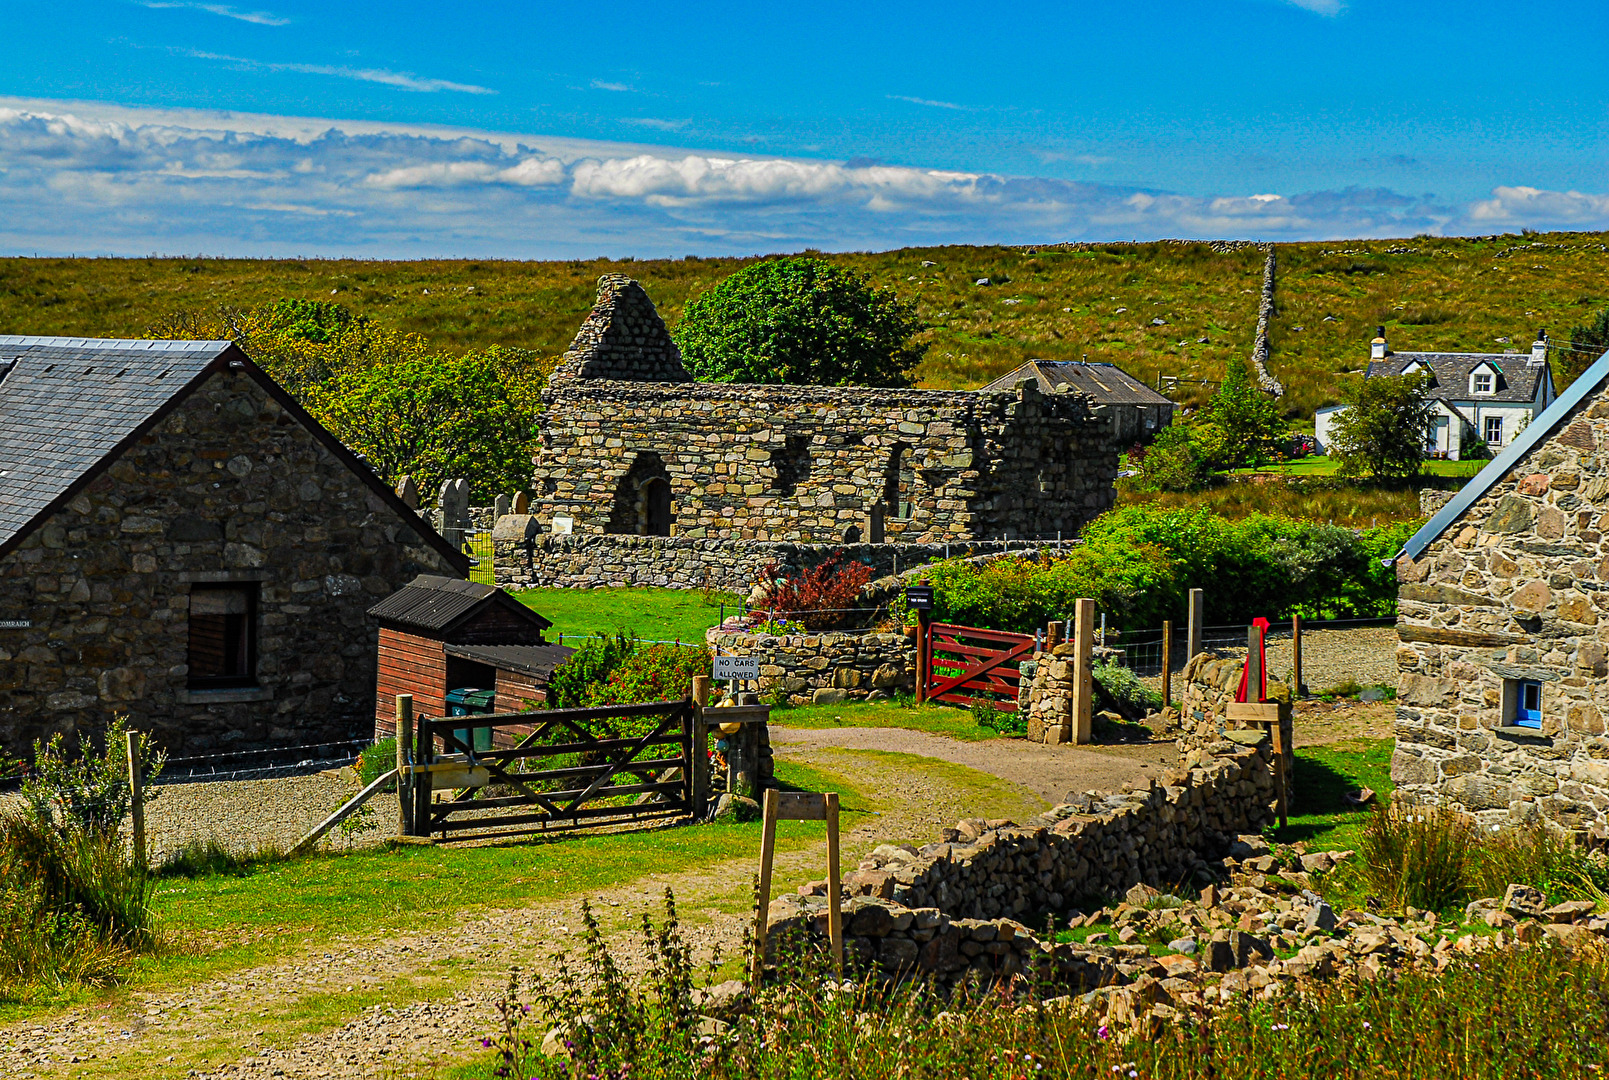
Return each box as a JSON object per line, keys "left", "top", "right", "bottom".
{"left": 548, "top": 274, "right": 691, "bottom": 384}
{"left": 1176, "top": 652, "right": 1293, "bottom": 780}
{"left": 764, "top": 742, "right": 1277, "bottom": 987}
{"left": 706, "top": 627, "right": 914, "bottom": 706}
{"left": 0, "top": 369, "right": 459, "bottom": 758}
{"left": 493, "top": 529, "right": 1039, "bottom": 593}
{"left": 1392, "top": 391, "right": 1609, "bottom": 834}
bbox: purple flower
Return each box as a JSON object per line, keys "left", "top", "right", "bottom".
{"left": 1097, "top": 1025, "right": 1110, "bottom": 1040}
{"left": 480, "top": 1038, "right": 493, "bottom": 1047}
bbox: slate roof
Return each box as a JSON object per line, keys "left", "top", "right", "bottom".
{"left": 444, "top": 643, "right": 575, "bottom": 679}
{"left": 0, "top": 336, "right": 233, "bottom": 546}
{"left": 0, "top": 335, "right": 468, "bottom": 573}
{"left": 978, "top": 361, "right": 1174, "bottom": 405}
{"left": 369, "top": 574, "right": 552, "bottom": 633}
{"left": 1367, "top": 352, "right": 1549, "bottom": 405}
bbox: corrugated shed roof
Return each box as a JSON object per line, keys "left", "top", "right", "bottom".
{"left": 1368, "top": 352, "right": 1550, "bottom": 405}
{"left": 444, "top": 642, "right": 575, "bottom": 679}
{"left": 977, "top": 361, "right": 1175, "bottom": 405}
{"left": 368, "top": 574, "right": 552, "bottom": 632}
{"left": 0, "top": 336, "right": 231, "bottom": 546}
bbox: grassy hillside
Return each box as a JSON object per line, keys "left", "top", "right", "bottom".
{"left": 4, "top": 232, "right": 1608, "bottom": 412}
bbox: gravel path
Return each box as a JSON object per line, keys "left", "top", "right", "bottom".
{"left": 142, "top": 771, "right": 364, "bottom": 859}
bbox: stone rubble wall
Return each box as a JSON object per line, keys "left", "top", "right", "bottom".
{"left": 548, "top": 274, "right": 691, "bottom": 384}
{"left": 705, "top": 627, "right": 915, "bottom": 706}
{"left": 765, "top": 743, "right": 1277, "bottom": 988}
{"left": 492, "top": 531, "right": 1024, "bottom": 593}
{"left": 1176, "top": 651, "right": 1293, "bottom": 780}
{"left": 1019, "top": 641, "right": 1125, "bottom": 743}
{"left": 1393, "top": 392, "right": 1609, "bottom": 834}
{"left": 1250, "top": 247, "right": 1284, "bottom": 397}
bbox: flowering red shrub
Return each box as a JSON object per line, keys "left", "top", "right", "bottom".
{"left": 757, "top": 552, "right": 876, "bottom": 630}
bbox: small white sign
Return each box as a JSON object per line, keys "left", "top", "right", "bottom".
{"left": 0, "top": 619, "right": 29, "bottom": 629}
{"left": 713, "top": 654, "right": 760, "bottom": 681}
{"left": 551, "top": 515, "right": 573, "bottom": 535}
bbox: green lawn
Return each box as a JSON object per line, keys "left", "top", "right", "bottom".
{"left": 1273, "top": 737, "right": 1395, "bottom": 852}
{"left": 510, "top": 586, "right": 742, "bottom": 645}
{"left": 771, "top": 699, "right": 1004, "bottom": 741}
{"left": 1226, "top": 457, "right": 1487, "bottom": 479}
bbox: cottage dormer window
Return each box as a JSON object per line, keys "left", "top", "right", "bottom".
{"left": 1473, "top": 373, "right": 1492, "bottom": 394}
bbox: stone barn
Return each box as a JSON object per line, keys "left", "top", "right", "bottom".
{"left": 498, "top": 275, "right": 1124, "bottom": 592}
{"left": 1389, "top": 345, "right": 1609, "bottom": 835}
{"left": 0, "top": 336, "right": 467, "bottom": 759}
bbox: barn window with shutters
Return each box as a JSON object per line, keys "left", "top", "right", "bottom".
{"left": 187, "top": 584, "right": 257, "bottom": 688}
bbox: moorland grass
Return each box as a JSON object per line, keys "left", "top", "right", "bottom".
{"left": 10, "top": 231, "right": 1609, "bottom": 410}
{"left": 1117, "top": 480, "right": 1429, "bottom": 525}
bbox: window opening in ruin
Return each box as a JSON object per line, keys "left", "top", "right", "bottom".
{"left": 607, "top": 452, "right": 675, "bottom": 536}
{"left": 769, "top": 434, "right": 813, "bottom": 496}
{"left": 187, "top": 583, "right": 257, "bottom": 688}
{"left": 1510, "top": 679, "right": 1542, "bottom": 729}
{"left": 842, "top": 525, "right": 862, "bottom": 543}
{"left": 884, "top": 443, "right": 914, "bottom": 520}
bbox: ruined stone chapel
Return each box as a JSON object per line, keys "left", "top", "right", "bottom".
{"left": 499, "top": 275, "right": 1124, "bottom": 591}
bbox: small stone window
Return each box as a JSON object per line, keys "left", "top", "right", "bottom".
{"left": 769, "top": 434, "right": 812, "bottom": 497}
{"left": 1503, "top": 678, "right": 1542, "bottom": 729}
{"left": 188, "top": 583, "right": 257, "bottom": 688}
{"left": 883, "top": 443, "right": 914, "bottom": 520}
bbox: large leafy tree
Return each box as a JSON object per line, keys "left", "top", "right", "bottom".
{"left": 672, "top": 257, "right": 926, "bottom": 386}
{"left": 1205, "top": 354, "right": 1287, "bottom": 467}
{"left": 1328, "top": 371, "right": 1436, "bottom": 481}
{"left": 1562, "top": 309, "right": 1609, "bottom": 387}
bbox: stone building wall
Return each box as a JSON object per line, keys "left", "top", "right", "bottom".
{"left": 1392, "top": 395, "right": 1609, "bottom": 834}
{"left": 492, "top": 528, "right": 1031, "bottom": 592}
{"left": 706, "top": 627, "right": 915, "bottom": 706}
{"left": 0, "top": 369, "right": 459, "bottom": 757}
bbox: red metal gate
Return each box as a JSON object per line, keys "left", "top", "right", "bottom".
{"left": 922, "top": 622, "right": 1035, "bottom": 711}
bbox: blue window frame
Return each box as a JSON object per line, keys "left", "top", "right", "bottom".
{"left": 1515, "top": 680, "right": 1542, "bottom": 729}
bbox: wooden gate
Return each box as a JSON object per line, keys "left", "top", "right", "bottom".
{"left": 923, "top": 622, "right": 1035, "bottom": 711}
{"left": 405, "top": 699, "right": 699, "bottom": 839}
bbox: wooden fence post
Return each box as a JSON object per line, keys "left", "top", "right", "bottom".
{"left": 1161, "top": 621, "right": 1173, "bottom": 707}
{"left": 752, "top": 787, "right": 781, "bottom": 985}
{"left": 395, "top": 694, "right": 414, "bottom": 837}
{"left": 690, "top": 676, "right": 711, "bottom": 819}
{"left": 1291, "top": 614, "right": 1303, "bottom": 697}
{"left": 915, "top": 585, "right": 931, "bottom": 705}
{"left": 1187, "top": 588, "right": 1203, "bottom": 660}
{"left": 826, "top": 792, "right": 843, "bottom": 974}
{"left": 412, "top": 715, "right": 434, "bottom": 840}
{"left": 1247, "top": 624, "right": 1264, "bottom": 702}
{"left": 1045, "top": 621, "right": 1062, "bottom": 649}
{"left": 126, "top": 730, "right": 145, "bottom": 874}
{"left": 1072, "top": 598, "right": 1095, "bottom": 744}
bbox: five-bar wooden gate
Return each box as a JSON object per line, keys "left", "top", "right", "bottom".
{"left": 923, "top": 622, "right": 1035, "bottom": 712}
{"left": 402, "top": 699, "right": 702, "bottom": 839}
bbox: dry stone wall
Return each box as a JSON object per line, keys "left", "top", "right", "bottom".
{"left": 1393, "top": 391, "right": 1609, "bottom": 834}
{"left": 1176, "top": 652, "right": 1294, "bottom": 781}
{"left": 706, "top": 627, "right": 915, "bottom": 705}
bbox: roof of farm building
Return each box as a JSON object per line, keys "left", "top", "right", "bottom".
{"left": 368, "top": 574, "right": 552, "bottom": 633}
{"left": 978, "top": 361, "right": 1174, "bottom": 405}
{"left": 1366, "top": 352, "right": 1549, "bottom": 404}
{"left": 444, "top": 642, "right": 575, "bottom": 678}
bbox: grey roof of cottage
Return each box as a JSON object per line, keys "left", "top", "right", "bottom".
{"left": 1367, "top": 352, "right": 1549, "bottom": 404}
{"left": 977, "top": 361, "right": 1174, "bottom": 405}
{"left": 1393, "top": 347, "right": 1609, "bottom": 563}
{"left": 368, "top": 574, "right": 552, "bottom": 633}
{"left": 0, "top": 336, "right": 233, "bottom": 546}
{"left": 444, "top": 643, "right": 575, "bottom": 679}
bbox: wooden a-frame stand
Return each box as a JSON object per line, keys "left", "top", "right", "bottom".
{"left": 752, "top": 788, "right": 843, "bottom": 982}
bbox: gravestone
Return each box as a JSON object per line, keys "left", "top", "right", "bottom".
{"left": 494, "top": 494, "right": 512, "bottom": 521}
{"left": 438, "top": 479, "right": 470, "bottom": 532}
{"left": 395, "top": 475, "right": 419, "bottom": 510}
{"left": 512, "top": 491, "right": 530, "bottom": 515}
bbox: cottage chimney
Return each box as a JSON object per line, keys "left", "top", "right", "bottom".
{"left": 1370, "top": 326, "right": 1389, "bottom": 361}
{"left": 1531, "top": 329, "right": 1549, "bottom": 365}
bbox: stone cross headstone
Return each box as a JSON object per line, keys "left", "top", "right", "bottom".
{"left": 494, "top": 493, "right": 512, "bottom": 521}
{"left": 512, "top": 491, "right": 530, "bottom": 515}
{"left": 395, "top": 475, "right": 419, "bottom": 510}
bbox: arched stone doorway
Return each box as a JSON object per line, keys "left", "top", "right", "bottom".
{"left": 606, "top": 452, "right": 675, "bottom": 536}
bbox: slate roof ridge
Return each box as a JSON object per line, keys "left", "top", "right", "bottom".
{"left": 0, "top": 335, "right": 233, "bottom": 352}
{"left": 368, "top": 573, "right": 552, "bottom": 633}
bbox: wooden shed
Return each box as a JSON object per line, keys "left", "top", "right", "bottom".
{"left": 368, "top": 575, "right": 572, "bottom": 739}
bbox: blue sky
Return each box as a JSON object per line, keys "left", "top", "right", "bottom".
{"left": 3, "top": 0, "right": 1607, "bottom": 257}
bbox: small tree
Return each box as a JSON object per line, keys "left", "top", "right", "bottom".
{"left": 1562, "top": 309, "right": 1609, "bottom": 386}
{"left": 672, "top": 257, "right": 926, "bottom": 386}
{"left": 1205, "top": 355, "right": 1286, "bottom": 468}
{"left": 1135, "top": 424, "right": 1217, "bottom": 492}
{"left": 21, "top": 715, "right": 165, "bottom": 837}
{"left": 1329, "top": 372, "right": 1436, "bottom": 480}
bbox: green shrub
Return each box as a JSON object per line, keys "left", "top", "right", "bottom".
{"left": 1136, "top": 423, "right": 1218, "bottom": 492}
{"left": 969, "top": 698, "right": 1026, "bottom": 734}
{"left": 357, "top": 737, "right": 396, "bottom": 788}
{"left": 21, "top": 715, "right": 165, "bottom": 837}
{"left": 547, "top": 631, "right": 637, "bottom": 709}
{"left": 1093, "top": 662, "right": 1163, "bottom": 715}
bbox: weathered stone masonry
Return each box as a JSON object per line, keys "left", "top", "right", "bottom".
{"left": 1392, "top": 392, "right": 1609, "bottom": 834}
{"left": 0, "top": 368, "right": 459, "bottom": 758}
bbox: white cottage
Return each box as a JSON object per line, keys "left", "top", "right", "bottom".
{"left": 1314, "top": 328, "right": 1558, "bottom": 460}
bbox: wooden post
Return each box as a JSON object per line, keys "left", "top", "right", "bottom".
{"left": 125, "top": 730, "right": 145, "bottom": 874}
{"left": 690, "top": 676, "right": 711, "bottom": 818}
{"left": 1045, "top": 621, "right": 1063, "bottom": 650}
{"left": 395, "top": 694, "right": 414, "bottom": 837}
{"left": 1247, "top": 624, "right": 1264, "bottom": 703}
{"left": 825, "top": 792, "right": 843, "bottom": 974}
{"left": 1270, "top": 705, "right": 1290, "bottom": 828}
{"left": 1161, "top": 621, "right": 1173, "bottom": 707}
{"left": 1291, "top": 614, "right": 1303, "bottom": 697}
{"left": 1072, "top": 597, "right": 1095, "bottom": 744}
{"left": 412, "top": 715, "right": 434, "bottom": 840}
{"left": 752, "top": 787, "right": 781, "bottom": 984}
{"left": 1187, "top": 588, "right": 1204, "bottom": 660}
{"left": 915, "top": 603, "right": 930, "bottom": 705}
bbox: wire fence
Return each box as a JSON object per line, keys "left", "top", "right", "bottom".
{"left": 1097, "top": 616, "right": 1397, "bottom": 679}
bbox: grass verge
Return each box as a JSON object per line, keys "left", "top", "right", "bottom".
{"left": 1273, "top": 737, "right": 1394, "bottom": 852}
{"left": 769, "top": 699, "right": 1003, "bottom": 741}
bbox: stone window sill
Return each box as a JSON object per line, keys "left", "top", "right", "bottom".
{"left": 177, "top": 686, "right": 273, "bottom": 705}
{"left": 1494, "top": 725, "right": 1550, "bottom": 741}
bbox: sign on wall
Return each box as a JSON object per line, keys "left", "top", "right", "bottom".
{"left": 713, "top": 654, "right": 760, "bottom": 681}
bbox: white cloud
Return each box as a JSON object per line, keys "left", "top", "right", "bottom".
{"left": 621, "top": 118, "right": 691, "bottom": 131}
{"left": 888, "top": 95, "right": 969, "bottom": 111}
{"left": 0, "top": 97, "right": 1520, "bottom": 259}
{"left": 1282, "top": 0, "right": 1343, "bottom": 14}
{"left": 590, "top": 80, "right": 633, "bottom": 93}
{"left": 176, "top": 49, "right": 495, "bottom": 94}
{"left": 139, "top": 2, "right": 290, "bottom": 25}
